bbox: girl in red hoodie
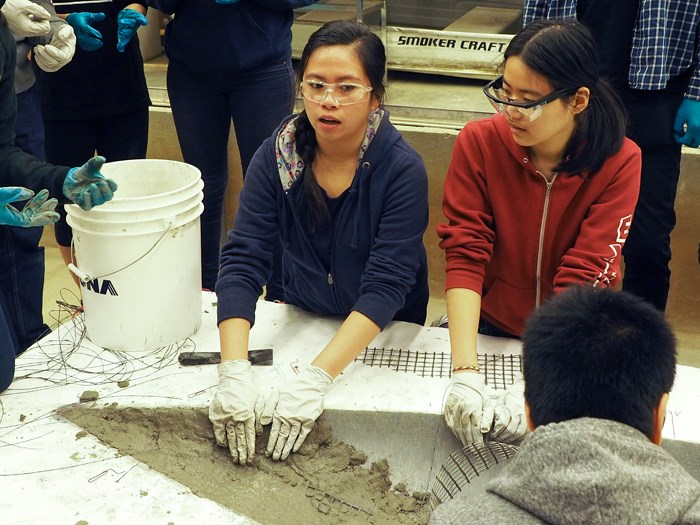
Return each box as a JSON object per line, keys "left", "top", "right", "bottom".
{"left": 437, "top": 19, "right": 641, "bottom": 447}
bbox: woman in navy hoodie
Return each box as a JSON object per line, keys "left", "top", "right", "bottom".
{"left": 146, "top": 0, "right": 319, "bottom": 293}
{"left": 210, "top": 20, "right": 429, "bottom": 465}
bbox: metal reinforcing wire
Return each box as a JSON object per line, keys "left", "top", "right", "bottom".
{"left": 430, "top": 442, "right": 520, "bottom": 510}
{"left": 9, "top": 290, "right": 193, "bottom": 392}
{"left": 354, "top": 347, "right": 522, "bottom": 389}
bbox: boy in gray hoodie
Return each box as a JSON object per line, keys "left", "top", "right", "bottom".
{"left": 430, "top": 285, "right": 700, "bottom": 525}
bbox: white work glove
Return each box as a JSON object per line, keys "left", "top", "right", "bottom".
{"left": 1, "top": 0, "right": 51, "bottom": 37}
{"left": 33, "top": 24, "right": 76, "bottom": 72}
{"left": 444, "top": 371, "right": 493, "bottom": 446}
{"left": 266, "top": 363, "right": 332, "bottom": 461}
{"left": 490, "top": 379, "right": 528, "bottom": 443}
{"left": 209, "top": 360, "right": 260, "bottom": 465}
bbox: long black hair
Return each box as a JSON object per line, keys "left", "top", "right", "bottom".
{"left": 503, "top": 19, "right": 627, "bottom": 176}
{"left": 295, "top": 20, "right": 386, "bottom": 231}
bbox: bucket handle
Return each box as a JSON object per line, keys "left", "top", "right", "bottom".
{"left": 68, "top": 217, "right": 176, "bottom": 283}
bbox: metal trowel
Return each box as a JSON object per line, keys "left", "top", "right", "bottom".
{"left": 178, "top": 348, "right": 273, "bottom": 366}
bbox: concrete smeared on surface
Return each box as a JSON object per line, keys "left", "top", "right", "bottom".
{"left": 59, "top": 406, "right": 430, "bottom": 525}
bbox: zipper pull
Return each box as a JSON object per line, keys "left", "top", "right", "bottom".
{"left": 327, "top": 273, "right": 334, "bottom": 285}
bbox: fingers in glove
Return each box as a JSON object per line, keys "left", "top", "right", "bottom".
{"left": 269, "top": 419, "right": 292, "bottom": 461}
{"left": 292, "top": 423, "right": 313, "bottom": 454}
{"left": 212, "top": 419, "right": 228, "bottom": 448}
{"left": 465, "top": 408, "right": 485, "bottom": 446}
{"left": 26, "top": 188, "right": 49, "bottom": 208}
{"left": 254, "top": 396, "right": 264, "bottom": 435}
{"left": 0, "top": 187, "right": 33, "bottom": 205}
{"left": 83, "top": 155, "right": 106, "bottom": 174}
{"left": 234, "top": 421, "right": 253, "bottom": 465}
{"left": 226, "top": 421, "right": 242, "bottom": 464}
{"left": 480, "top": 398, "right": 496, "bottom": 435}
{"left": 245, "top": 418, "right": 256, "bottom": 460}
{"left": 78, "top": 36, "right": 103, "bottom": 51}
{"left": 266, "top": 417, "right": 281, "bottom": 458}
{"left": 280, "top": 422, "right": 301, "bottom": 460}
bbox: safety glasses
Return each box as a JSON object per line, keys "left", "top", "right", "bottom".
{"left": 483, "top": 76, "right": 577, "bottom": 122}
{"left": 300, "top": 79, "right": 373, "bottom": 106}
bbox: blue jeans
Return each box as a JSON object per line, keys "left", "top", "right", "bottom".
{"left": 0, "top": 84, "right": 51, "bottom": 360}
{"left": 167, "top": 59, "right": 294, "bottom": 293}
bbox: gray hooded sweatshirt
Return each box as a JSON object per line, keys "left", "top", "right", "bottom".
{"left": 430, "top": 418, "right": 700, "bottom": 525}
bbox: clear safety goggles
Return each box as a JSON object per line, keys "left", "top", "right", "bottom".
{"left": 300, "top": 80, "right": 373, "bottom": 106}
{"left": 483, "top": 76, "right": 576, "bottom": 122}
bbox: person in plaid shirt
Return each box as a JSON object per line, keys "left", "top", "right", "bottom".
{"left": 524, "top": 1, "right": 700, "bottom": 311}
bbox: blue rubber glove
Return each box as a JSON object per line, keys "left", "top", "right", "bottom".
{"left": 673, "top": 98, "right": 700, "bottom": 148}
{"left": 215, "top": 0, "right": 241, "bottom": 4}
{"left": 63, "top": 156, "right": 118, "bottom": 211}
{"left": 116, "top": 8, "right": 148, "bottom": 53}
{"left": 65, "top": 12, "right": 105, "bottom": 52}
{"left": 0, "top": 187, "right": 59, "bottom": 227}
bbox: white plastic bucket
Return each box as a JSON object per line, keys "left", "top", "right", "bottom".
{"left": 65, "top": 159, "right": 204, "bottom": 351}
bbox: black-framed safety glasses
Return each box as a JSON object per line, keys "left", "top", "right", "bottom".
{"left": 483, "top": 76, "right": 577, "bottom": 122}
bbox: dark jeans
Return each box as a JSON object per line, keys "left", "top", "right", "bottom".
{"left": 0, "top": 291, "right": 16, "bottom": 393}
{"left": 167, "top": 59, "right": 294, "bottom": 293}
{"left": 0, "top": 85, "right": 50, "bottom": 361}
{"left": 44, "top": 108, "right": 150, "bottom": 246}
{"left": 619, "top": 77, "right": 687, "bottom": 311}
{"left": 478, "top": 318, "right": 519, "bottom": 339}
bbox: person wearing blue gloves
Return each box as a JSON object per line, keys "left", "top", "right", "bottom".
{"left": 0, "top": 1, "right": 116, "bottom": 396}
{"left": 34, "top": 0, "right": 150, "bottom": 278}
{"left": 523, "top": 1, "right": 700, "bottom": 312}
{"left": 146, "top": 0, "right": 319, "bottom": 292}
{"left": 0, "top": 154, "right": 117, "bottom": 395}
{"left": 0, "top": 0, "right": 75, "bottom": 357}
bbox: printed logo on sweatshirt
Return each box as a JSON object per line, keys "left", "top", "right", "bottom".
{"left": 595, "top": 215, "right": 633, "bottom": 287}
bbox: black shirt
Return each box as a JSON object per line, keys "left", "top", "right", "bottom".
{"left": 577, "top": 0, "right": 640, "bottom": 89}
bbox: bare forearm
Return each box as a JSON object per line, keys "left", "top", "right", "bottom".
{"left": 219, "top": 317, "right": 251, "bottom": 361}
{"left": 311, "top": 311, "right": 381, "bottom": 378}
{"left": 446, "top": 288, "right": 481, "bottom": 369}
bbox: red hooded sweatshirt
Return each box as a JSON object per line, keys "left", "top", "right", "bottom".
{"left": 437, "top": 114, "right": 642, "bottom": 336}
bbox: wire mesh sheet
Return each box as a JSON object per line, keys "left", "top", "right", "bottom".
{"left": 430, "top": 442, "right": 520, "bottom": 510}
{"left": 354, "top": 347, "right": 522, "bottom": 389}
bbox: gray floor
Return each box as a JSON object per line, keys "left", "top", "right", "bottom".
{"left": 40, "top": 55, "right": 700, "bottom": 368}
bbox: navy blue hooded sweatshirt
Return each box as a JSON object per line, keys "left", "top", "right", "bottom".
{"left": 216, "top": 110, "right": 429, "bottom": 329}
{"left": 147, "top": 0, "right": 319, "bottom": 74}
{"left": 0, "top": 5, "right": 69, "bottom": 196}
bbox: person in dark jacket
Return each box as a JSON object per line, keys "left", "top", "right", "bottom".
{"left": 0, "top": 0, "right": 75, "bottom": 359}
{"left": 146, "top": 0, "right": 318, "bottom": 293}
{"left": 0, "top": 0, "right": 118, "bottom": 393}
{"left": 209, "top": 20, "right": 429, "bottom": 465}
{"left": 429, "top": 285, "right": 700, "bottom": 525}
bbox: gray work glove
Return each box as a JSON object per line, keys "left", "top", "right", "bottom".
{"left": 490, "top": 378, "right": 528, "bottom": 443}
{"left": 1, "top": 0, "right": 50, "bottom": 37}
{"left": 209, "top": 360, "right": 260, "bottom": 465}
{"left": 444, "top": 372, "right": 494, "bottom": 446}
{"left": 34, "top": 24, "right": 76, "bottom": 72}
{"left": 266, "top": 363, "right": 332, "bottom": 461}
